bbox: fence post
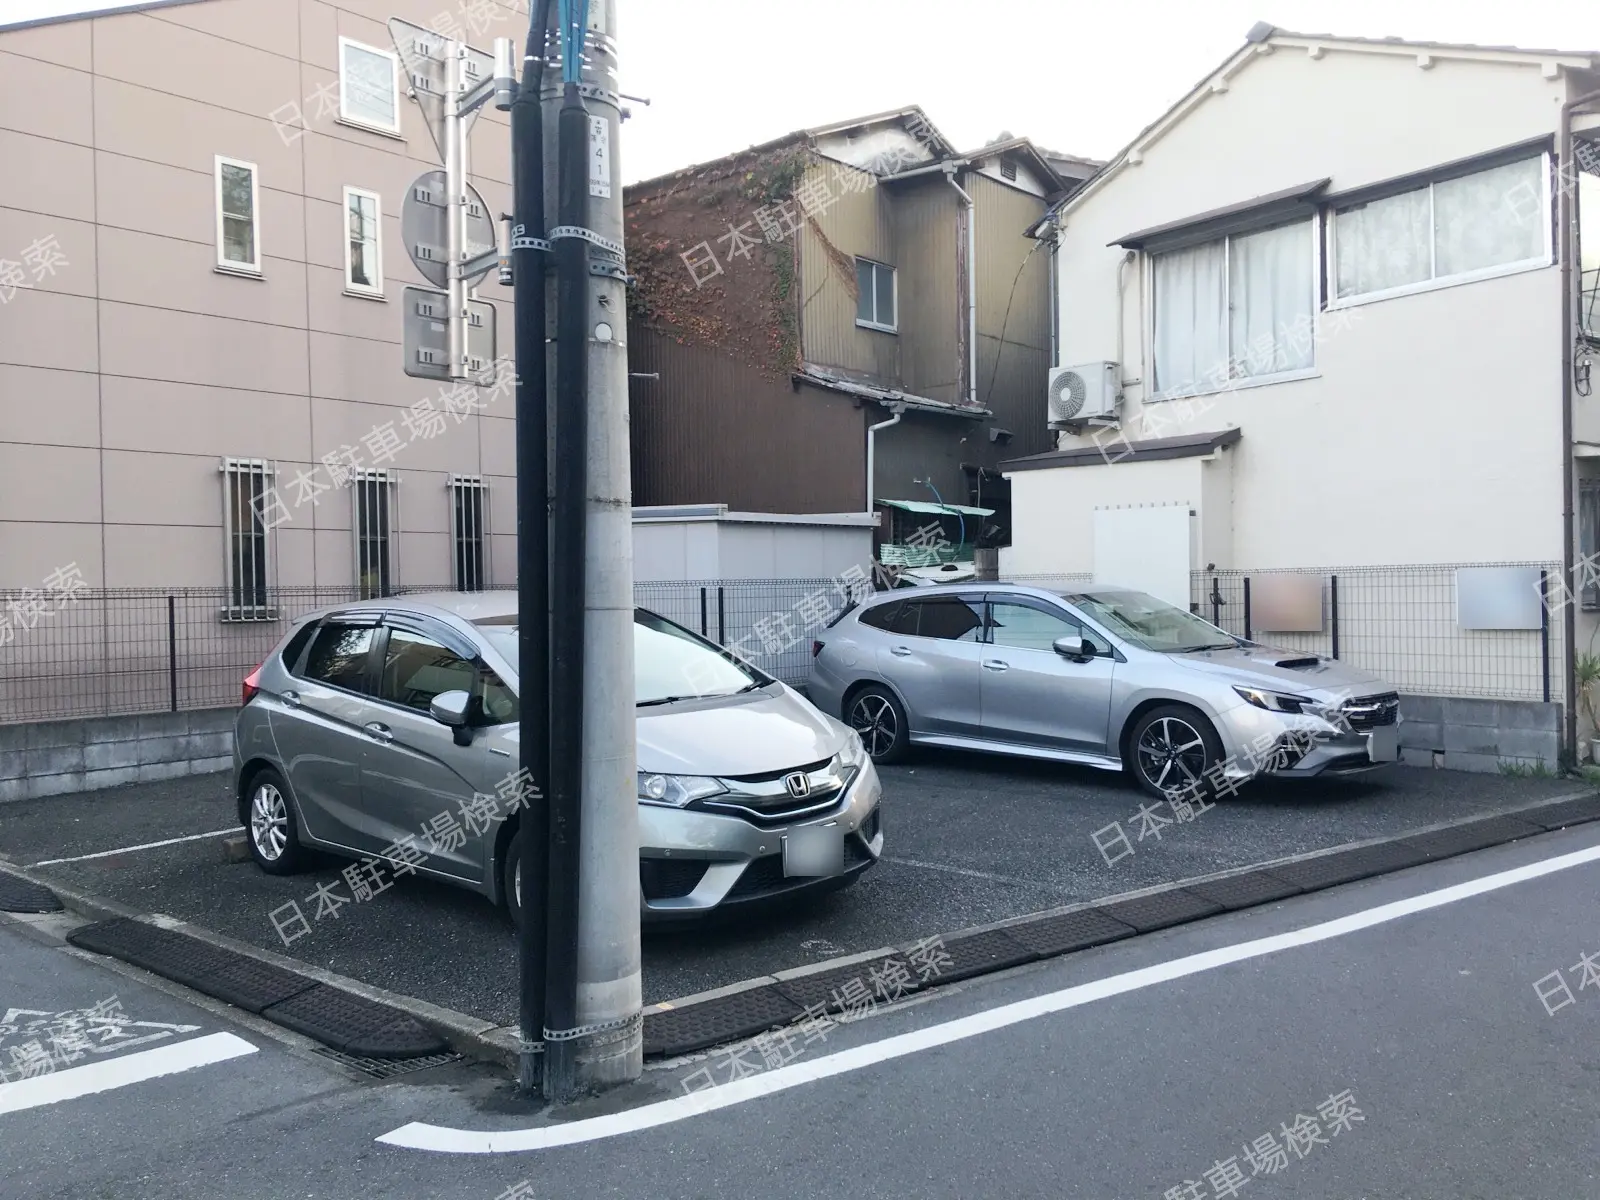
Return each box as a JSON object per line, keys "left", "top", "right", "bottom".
{"left": 1329, "top": 575, "right": 1340, "bottom": 660}
{"left": 1242, "top": 577, "right": 1252, "bottom": 642}
{"left": 167, "top": 595, "right": 178, "bottom": 713}
{"left": 1540, "top": 568, "right": 1551, "bottom": 704}
{"left": 699, "top": 587, "right": 707, "bottom": 637}
{"left": 716, "top": 587, "right": 725, "bottom": 645}
{"left": 1210, "top": 576, "right": 1221, "bottom": 626}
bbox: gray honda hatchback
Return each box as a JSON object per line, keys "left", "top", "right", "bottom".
{"left": 235, "top": 592, "right": 882, "bottom": 923}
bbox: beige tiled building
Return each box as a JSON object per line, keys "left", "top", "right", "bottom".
{"left": 0, "top": 0, "right": 530, "bottom": 599}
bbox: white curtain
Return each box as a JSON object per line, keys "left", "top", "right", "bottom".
{"left": 1433, "top": 157, "right": 1543, "bottom": 277}
{"left": 1335, "top": 188, "right": 1430, "bottom": 299}
{"left": 1228, "top": 220, "right": 1314, "bottom": 377}
{"left": 1152, "top": 241, "right": 1226, "bottom": 395}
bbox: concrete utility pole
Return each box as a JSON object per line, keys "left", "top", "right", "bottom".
{"left": 541, "top": 0, "right": 641, "bottom": 1099}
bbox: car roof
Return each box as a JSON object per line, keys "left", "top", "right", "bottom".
{"left": 860, "top": 581, "right": 1080, "bottom": 606}
{"left": 310, "top": 590, "right": 521, "bottom": 626}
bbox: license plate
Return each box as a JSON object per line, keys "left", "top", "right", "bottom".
{"left": 1367, "top": 725, "right": 1399, "bottom": 762}
{"left": 783, "top": 826, "right": 844, "bottom": 877}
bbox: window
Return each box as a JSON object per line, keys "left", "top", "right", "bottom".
{"left": 449, "top": 475, "right": 488, "bottom": 591}
{"left": 379, "top": 629, "right": 476, "bottom": 713}
{"left": 858, "top": 601, "right": 906, "bottom": 632}
{"left": 1331, "top": 154, "right": 1549, "bottom": 305}
{"left": 1579, "top": 138, "right": 1599, "bottom": 341}
{"left": 300, "top": 623, "right": 376, "bottom": 692}
{"left": 214, "top": 156, "right": 260, "bottom": 272}
{"left": 905, "top": 598, "right": 983, "bottom": 642}
{"left": 855, "top": 257, "right": 897, "bottom": 331}
{"left": 988, "top": 602, "right": 1103, "bottom": 654}
{"left": 344, "top": 187, "right": 382, "bottom": 295}
{"left": 1000, "top": 159, "right": 1018, "bottom": 183}
{"left": 1151, "top": 219, "right": 1314, "bottom": 396}
{"left": 1581, "top": 480, "right": 1600, "bottom": 611}
{"left": 221, "top": 458, "right": 273, "bottom": 619}
{"left": 633, "top": 611, "right": 760, "bottom": 704}
{"left": 280, "top": 620, "right": 320, "bottom": 673}
{"left": 352, "top": 469, "right": 396, "bottom": 600}
{"left": 339, "top": 38, "right": 399, "bottom": 133}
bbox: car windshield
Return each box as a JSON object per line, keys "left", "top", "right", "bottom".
{"left": 477, "top": 610, "right": 763, "bottom": 705}
{"left": 1062, "top": 590, "right": 1237, "bottom": 653}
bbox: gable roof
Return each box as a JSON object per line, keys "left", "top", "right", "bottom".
{"left": 1029, "top": 22, "right": 1598, "bottom": 236}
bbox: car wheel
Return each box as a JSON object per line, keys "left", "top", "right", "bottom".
{"left": 848, "top": 685, "right": 909, "bottom": 764}
{"left": 1128, "top": 704, "right": 1224, "bottom": 800}
{"left": 502, "top": 828, "right": 526, "bottom": 930}
{"left": 246, "top": 768, "right": 307, "bottom": 875}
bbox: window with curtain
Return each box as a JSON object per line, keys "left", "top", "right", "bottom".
{"left": 1579, "top": 139, "right": 1599, "bottom": 341}
{"left": 344, "top": 188, "right": 381, "bottom": 294}
{"left": 1332, "top": 154, "right": 1547, "bottom": 303}
{"left": 1151, "top": 219, "right": 1314, "bottom": 396}
{"left": 215, "top": 157, "right": 259, "bottom": 272}
{"left": 1582, "top": 480, "right": 1600, "bottom": 612}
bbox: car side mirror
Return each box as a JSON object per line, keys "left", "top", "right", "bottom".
{"left": 429, "top": 690, "right": 471, "bottom": 727}
{"left": 1053, "top": 636, "right": 1092, "bottom": 660}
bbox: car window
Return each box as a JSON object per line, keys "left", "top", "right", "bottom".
{"left": 857, "top": 601, "right": 903, "bottom": 631}
{"left": 379, "top": 629, "right": 476, "bottom": 713}
{"left": 300, "top": 623, "right": 376, "bottom": 692}
{"left": 988, "top": 602, "right": 1106, "bottom": 653}
{"left": 909, "top": 598, "right": 983, "bottom": 642}
{"left": 477, "top": 668, "right": 518, "bottom": 724}
{"left": 280, "top": 620, "right": 320, "bottom": 673}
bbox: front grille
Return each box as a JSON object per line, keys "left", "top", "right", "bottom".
{"left": 640, "top": 858, "right": 707, "bottom": 900}
{"left": 727, "top": 854, "right": 787, "bottom": 897}
{"left": 1341, "top": 692, "right": 1400, "bottom": 732}
{"left": 699, "top": 784, "right": 844, "bottom": 825}
{"left": 844, "top": 832, "right": 874, "bottom": 867}
{"left": 861, "top": 807, "right": 880, "bottom": 842}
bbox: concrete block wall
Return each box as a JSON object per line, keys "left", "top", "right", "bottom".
{"left": 0, "top": 709, "right": 234, "bottom": 803}
{"left": 1397, "top": 695, "right": 1561, "bottom": 773}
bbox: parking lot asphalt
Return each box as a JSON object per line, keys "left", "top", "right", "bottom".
{"left": 0, "top": 755, "right": 1588, "bottom": 1027}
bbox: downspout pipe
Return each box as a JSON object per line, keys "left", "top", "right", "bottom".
{"left": 945, "top": 166, "right": 978, "bottom": 410}
{"left": 866, "top": 405, "right": 904, "bottom": 514}
{"left": 1560, "top": 86, "right": 1600, "bottom": 764}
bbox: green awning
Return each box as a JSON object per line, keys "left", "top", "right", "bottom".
{"left": 875, "top": 498, "right": 995, "bottom": 517}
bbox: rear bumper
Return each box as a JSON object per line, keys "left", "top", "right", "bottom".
{"left": 638, "top": 758, "right": 883, "bottom": 920}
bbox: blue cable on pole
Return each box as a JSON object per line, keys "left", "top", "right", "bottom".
{"left": 558, "top": 0, "right": 590, "bottom": 84}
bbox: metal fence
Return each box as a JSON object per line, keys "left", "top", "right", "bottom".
{"left": 0, "top": 563, "right": 1564, "bottom": 724}
{"left": 0, "top": 579, "right": 858, "bottom": 725}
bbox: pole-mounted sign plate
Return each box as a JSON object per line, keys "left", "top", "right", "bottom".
{"left": 402, "top": 170, "right": 497, "bottom": 290}
{"left": 388, "top": 17, "right": 496, "bottom": 166}
{"left": 401, "top": 286, "right": 497, "bottom": 382}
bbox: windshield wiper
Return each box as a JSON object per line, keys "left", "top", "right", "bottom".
{"left": 637, "top": 695, "right": 695, "bottom": 707}
{"left": 1170, "top": 643, "right": 1234, "bottom": 654}
{"left": 731, "top": 680, "right": 765, "bottom": 694}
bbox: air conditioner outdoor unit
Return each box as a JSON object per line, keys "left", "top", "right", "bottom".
{"left": 1046, "top": 361, "right": 1119, "bottom": 428}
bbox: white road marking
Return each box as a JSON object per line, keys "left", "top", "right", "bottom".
{"left": 378, "top": 835, "right": 1600, "bottom": 1155}
{"left": 0, "top": 1032, "right": 256, "bottom": 1116}
{"left": 880, "top": 855, "right": 1072, "bottom": 893}
{"left": 30, "top": 828, "right": 240, "bottom": 867}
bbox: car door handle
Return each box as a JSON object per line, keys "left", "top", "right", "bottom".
{"left": 982, "top": 660, "right": 1010, "bottom": 672}
{"left": 363, "top": 722, "right": 393, "bottom": 743}
{"left": 890, "top": 646, "right": 912, "bottom": 657}
{"left": 281, "top": 690, "right": 301, "bottom": 708}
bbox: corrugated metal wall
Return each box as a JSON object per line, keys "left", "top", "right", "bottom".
{"left": 970, "top": 173, "right": 1053, "bottom": 460}
{"left": 891, "top": 179, "right": 963, "bottom": 406}
{"left": 798, "top": 160, "right": 898, "bottom": 382}
{"left": 628, "top": 328, "right": 867, "bottom": 513}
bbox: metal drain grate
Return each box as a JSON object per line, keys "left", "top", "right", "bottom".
{"left": 312, "top": 1047, "right": 464, "bottom": 1079}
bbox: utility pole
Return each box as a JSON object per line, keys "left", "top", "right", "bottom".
{"left": 541, "top": 0, "right": 641, "bottom": 1100}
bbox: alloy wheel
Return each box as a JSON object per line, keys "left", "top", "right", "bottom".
{"left": 250, "top": 783, "right": 289, "bottom": 862}
{"left": 850, "top": 694, "right": 898, "bottom": 758}
{"left": 1135, "top": 716, "right": 1209, "bottom": 795}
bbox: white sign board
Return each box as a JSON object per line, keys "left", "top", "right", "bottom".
{"left": 1091, "top": 505, "right": 1193, "bottom": 610}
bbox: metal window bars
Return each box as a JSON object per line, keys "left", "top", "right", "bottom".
{"left": 219, "top": 458, "right": 275, "bottom": 621}
{"left": 448, "top": 474, "right": 489, "bottom": 592}
{"left": 351, "top": 469, "right": 397, "bottom": 600}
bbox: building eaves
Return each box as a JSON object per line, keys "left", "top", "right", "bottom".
{"left": 1000, "top": 428, "right": 1241, "bottom": 472}
{"left": 795, "top": 365, "right": 990, "bottom": 419}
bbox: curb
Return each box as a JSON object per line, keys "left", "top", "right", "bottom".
{"left": 638, "top": 788, "right": 1600, "bottom": 1058}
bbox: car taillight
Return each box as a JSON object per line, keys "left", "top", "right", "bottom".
{"left": 242, "top": 663, "right": 263, "bottom": 706}
{"left": 811, "top": 640, "right": 824, "bottom": 658}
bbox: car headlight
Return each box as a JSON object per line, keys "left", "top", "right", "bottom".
{"left": 1233, "top": 686, "right": 1315, "bottom": 714}
{"left": 636, "top": 772, "right": 726, "bottom": 808}
{"left": 837, "top": 728, "right": 866, "bottom": 771}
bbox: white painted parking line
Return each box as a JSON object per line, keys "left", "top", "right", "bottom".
{"left": 880, "top": 855, "right": 1073, "bottom": 894}
{"left": 0, "top": 1033, "right": 256, "bottom": 1116}
{"left": 379, "top": 834, "right": 1600, "bottom": 1155}
{"left": 30, "top": 828, "right": 240, "bottom": 867}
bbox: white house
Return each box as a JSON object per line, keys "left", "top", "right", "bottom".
{"left": 999, "top": 24, "right": 1600, "bottom": 765}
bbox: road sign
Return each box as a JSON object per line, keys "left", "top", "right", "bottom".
{"left": 402, "top": 171, "right": 497, "bottom": 290}
{"left": 401, "top": 286, "right": 497, "bottom": 382}
{"left": 388, "top": 18, "right": 495, "bottom": 166}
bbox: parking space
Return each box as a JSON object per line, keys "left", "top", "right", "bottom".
{"left": 0, "top": 756, "right": 1586, "bottom": 1028}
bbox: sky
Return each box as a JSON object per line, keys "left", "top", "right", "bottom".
{"left": 7, "top": 0, "right": 1600, "bottom": 182}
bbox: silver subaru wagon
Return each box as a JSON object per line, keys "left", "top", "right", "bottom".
{"left": 235, "top": 592, "right": 882, "bottom": 922}
{"left": 809, "top": 583, "right": 1400, "bottom": 797}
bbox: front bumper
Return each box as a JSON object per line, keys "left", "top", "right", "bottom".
{"left": 636, "top": 757, "right": 883, "bottom": 920}
{"left": 1216, "top": 703, "right": 1400, "bottom": 781}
